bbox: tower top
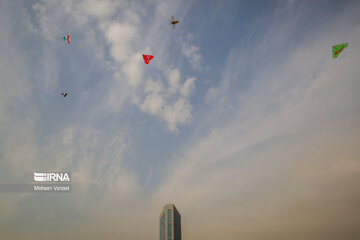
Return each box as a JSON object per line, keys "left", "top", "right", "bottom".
{"left": 159, "top": 203, "right": 181, "bottom": 240}
{"left": 164, "top": 203, "right": 174, "bottom": 208}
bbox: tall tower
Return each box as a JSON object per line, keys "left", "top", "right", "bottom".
{"left": 159, "top": 204, "right": 181, "bottom": 240}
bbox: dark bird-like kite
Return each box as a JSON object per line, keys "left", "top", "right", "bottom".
{"left": 171, "top": 16, "right": 180, "bottom": 29}
{"left": 61, "top": 92, "right": 68, "bottom": 97}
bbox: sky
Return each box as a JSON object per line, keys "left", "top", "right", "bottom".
{"left": 0, "top": 0, "right": 360, "bottom": 239}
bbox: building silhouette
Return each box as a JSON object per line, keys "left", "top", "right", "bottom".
{"left": 159, "top": 204, "right": 181, "bottom": 240}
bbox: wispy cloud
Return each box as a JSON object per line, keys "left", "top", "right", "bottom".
{"left": 151, "top": 2, "right": 360, "bottom": 239}
{"left": 182, "top": 41, "right": 202, "bottom": 71}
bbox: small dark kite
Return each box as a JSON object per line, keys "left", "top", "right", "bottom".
{"left": 171, "top": 16, "right": 180, "bottom": 29}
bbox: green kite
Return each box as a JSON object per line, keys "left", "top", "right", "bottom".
{"left": 332, "top": 42, "right": 348, "bottom": 58}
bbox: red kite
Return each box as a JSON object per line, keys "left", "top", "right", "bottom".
{"left": 143, "top": 54, "right": 154, "bottom": 64}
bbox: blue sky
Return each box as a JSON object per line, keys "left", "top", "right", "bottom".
{"left": 1, "top": 0, "right": 360, "bottom": 239}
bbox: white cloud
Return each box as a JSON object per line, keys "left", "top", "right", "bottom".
{"left": 122, "top": 52, "right": 143, "bottom": 87}
{"left": 105, "top": 23, "right": 137, "bottom": 63}
{"left": 81, "top": 0, "right": 119, "bottom": 20}
{"left": 205, "top": 87, "right": 217, "bottom": 102}
{"left": 144, "top": 78, "right": 164, "bottom": 94}
{"left": 140, "top": 68, "right": 196, "bottom": 131}
{"left": 162, "top": 97, "right": 192, "bottom": 131}
{"left": 141, "top": 92, "right": 165, "bottom": 115}
{"left": 181, "top": 77, "right": 196, "bottom": 97}
{"left": 182, "top": 42, "right": 202, "bottom": 71}
{"left": 167, "top": 68, "right": 181, "bottom": 93}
